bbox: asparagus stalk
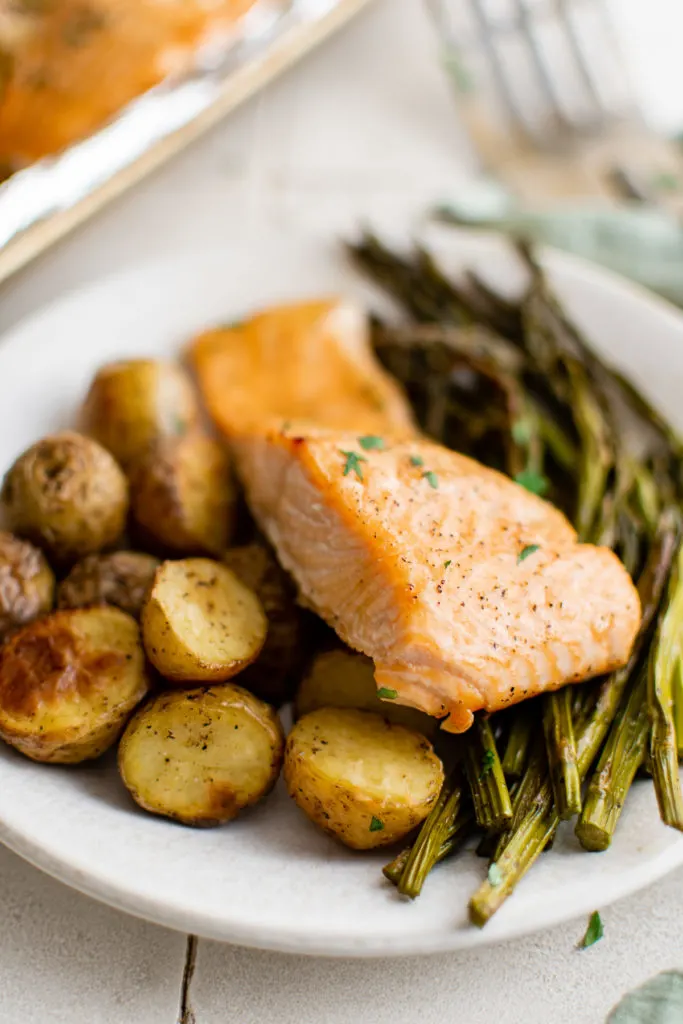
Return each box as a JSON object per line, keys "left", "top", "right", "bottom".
{"left": 494, "top": 741, "right": 546, "bottom": 860}
{"left": 464, "top": 718, "right": 513, "bottom": 830}
{"left": 649, "top": 537, "right": 683, "bottom": 830}
{"left": 543, "top": 687, "right": 582, "bottom": 819}
{"left": 576, "top": 663, "right": 650, "bottom": 851}
{"left": 501, "top": 708, "right": 534, "bottom": 779}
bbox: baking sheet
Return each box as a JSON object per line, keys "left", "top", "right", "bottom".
{"left": 0, "top": 0, "right": 373, "bottom": 285}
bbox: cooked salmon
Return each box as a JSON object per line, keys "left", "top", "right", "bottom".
{"left": 229, "top": 429, "right": 641, "bottom": 732}
{"left": 0, "top": 0, "right": 255, "bottom": 167}
{"left": 189, "top": 299, "right": 417, "bottom": 439}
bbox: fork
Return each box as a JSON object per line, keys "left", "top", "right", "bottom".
{"left": 426, "top": 0, "right": 683, "bottom": 202}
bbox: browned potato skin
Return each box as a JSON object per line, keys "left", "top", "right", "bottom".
{"left": 223, "top": 543, "right": 303, "bottom": 706}
{"left": 118, "top": 684, "right": 285, "bottom": 827}
{"left": 130, "top": 432, "right": 234, "bottom": 557}
{"left": 82, "top": 358, "right": 199, "bottom": 471}
{"left": 1, "top": 431, "right": 129, "bottom": 564}
{"left": 0, "top": 531, "right": 55, "bottom": 642}
{"left": 0, "top": 607, "right": 150, "bottom": 763}
{"left": 57, "top": 551, "right": 160, "bottom": 619}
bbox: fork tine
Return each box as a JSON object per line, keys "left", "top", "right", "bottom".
{"left": 467, "top": 0, "right": 531, "bottom": 136}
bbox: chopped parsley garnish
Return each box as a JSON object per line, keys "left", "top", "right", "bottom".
{"left": 517, "top": 544, "right": 540, "bottom": 565}
{"left": 479, "top": 749, "right": 495, "bottom": 780}
{"left": 444, "top": 560, "right": 452, "bottom": 569}
{"left": 410, "top": 454, "right": 424, "bottom": 467}
{"left": 358, "top": 435, "right": 384, "bottom": 451}
{"left": 579, "top": 911, "right": 603, "bottom": 949}
{"left": 488, "top": 863, "right": 502, "bottom": 887}
{"left": 377, "top": 687, "right": 398, "bottom": 700}
{"left": 515, "top": 468, "right": 549, "bottom": 496}
{"left": 511, "top": 418, "right": 532, "bottom": 445}
{"left": 423, "top": 471, "right": 439, "bottom": 489}
{"left": 369, "top": 816, "right": 385, "bottom": 832}
{"left": 340, "top": 449, "right": 367, "bottom": 481}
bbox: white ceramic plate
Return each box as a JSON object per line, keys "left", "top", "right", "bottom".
{"left": 1, "top": 226, "right": 682, "bottom": 957}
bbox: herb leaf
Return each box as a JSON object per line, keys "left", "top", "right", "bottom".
{"left": 340, "top": 449, "right": 367, "bottom": 481}
{"left": 517, "top": 544, "right": 540, "bottom": 565}
{"left": 515, "top": 468, "right": 549, "bottom": 496}
{"left": 358, "top": 435, "right": 384, "bottom": 451}
{"left": 488, "top": 862, "right": 502, "bottom": 887}
{"left": 444, "top": 560, "right": 452, "bottom": 569}
{"left": 410, "top": 454, "right": 424, "bottom": 467}
{"left": 579, "top": 911, "right": 603, "bottom": 949}
{"left": 377, "top": 687, "right": 398, "bottom": 700}
{"left": 369, "top": 816, "right": 384, "bottom": 833}
{"left": 423, "top": 470, "right": 439, "bottom": 489}
{"left": 479, "top": 749, "right": 495, "bottom": 780}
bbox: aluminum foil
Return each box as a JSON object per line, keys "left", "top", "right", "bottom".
{"left": 0, "top": 0, "right": 364, "bottom": 255}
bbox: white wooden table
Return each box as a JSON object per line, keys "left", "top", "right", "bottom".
{"left": 2, "top": 3, "right": 683, "bottom": 1021}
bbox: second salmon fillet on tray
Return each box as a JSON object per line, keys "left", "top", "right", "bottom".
{"left": 189, "top": 300, "right": 642, "bottom": 733}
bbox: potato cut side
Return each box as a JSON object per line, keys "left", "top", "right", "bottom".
{"left": 0, "top": 530, "right": 55, "bottom": 642}
{"left": 118, "top": 684, "right": 285, "bottom": 826}
{"left": 0, "top": 607, "right": 150, "bottom": 763}
{"left": 295, "top": 649, "right": 439, "bottom": 738}
{"left": 142, "top": 558, "right": 267, "bottom": 682}
{"left": 284, "top": 708, "right": 444, "bottom": 850}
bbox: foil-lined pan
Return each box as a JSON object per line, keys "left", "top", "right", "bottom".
{"left": 0, "top": 0, "right": 372, "bottom": 285}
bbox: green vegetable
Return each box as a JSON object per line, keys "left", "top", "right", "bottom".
{"left": 340, "top": 450, "right": 367, "bottom": 481}
{"left": 487, "top": 862, "right": 502, "bottom": 887}
{"left": 465, "top": 719, "right": 512, "bottom": 830}
{"left": 579, "top": 911, "right": 604, "bottom": 949}
{"left": 517, "top": 544, "right": 540, "bottom": 565}
{"left": 358, "top": 435, "right": 384, "bottom": 451}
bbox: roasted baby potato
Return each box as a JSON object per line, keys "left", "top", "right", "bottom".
{"left": 129, "top": 433, "right": 234, "bottom": 556}
{"left": 284, "top": 708, "right": 444, "bottom": 850}
{"left": 118, "top": 684, "right": 285, "bottom": 826}
{"left": 1, "top": 431, "right": 129, "bottom": 564}
{"left": 57, "top": 551, "right": 160, "bottom": 619}
{"left": 0, "top": 607, "right": 150, "bottom": 763}
{"left": 0, "top": 531, "right": 55, "bottom": 642}
{"left": 141, "top": 558, "right": 267, "bottom": 682}
{"left": 82, "top": 358, "right": 199, "bottom": 471}
{"left": 223, "top": 543, "right": 303, "bottom": 706}
{"left": 295, "top": 649, "right": 439, "bottom": 738}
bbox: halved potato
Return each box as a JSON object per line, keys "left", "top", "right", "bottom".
{"left": 57, "top": 551, "right": 160, "bottom": 619}
{"left": 223, "top": 542, "right": 303, "bottom": 706}
{"left": 1, "top": 431, "right": 129, "bottom": 564}
{"left": 129, "top": 432, "right": 234, "bottom": 556}
{"left": 82, "top": 358, "right": 199, "bottom": 471}
{"left": 0, "top": 531, "right": 55, "bottom": 642}
{"left": 295, "top": 649, "right": 439, "bottom": 737}
{"left": 284, "top": 708, "right": 444, "bottom": 850}
{"left": 0, "top": 607, "right": 150, "bottom": 763}
{"left": 141, "top": 558, "right": 267, "bottom": 682}
{"left": 118, "top": 684, "right": 285, "bottom": 826}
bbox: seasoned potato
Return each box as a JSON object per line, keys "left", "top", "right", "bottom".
{"left": 295, "top": 649, "right": 439, "bottom": 737}
{"left": 57, "top": 551, "right": 160, "bottom": 618}
{"left": 223, "top": 543, "right": 303, "bottom": 706}
{"left": 141, "top": 558, "right": 267, "bottom": 682}
{"left": 82, "top": 358, "right": 199, "bottom": 471}
{"left": 0, "top": 531, "right": 55, "bottom": 642}
{"left": 1, "top": 431, "right": 128, "bottom": 564}
{"left": 118, "top": 684, "right": 284, "bottom": 826}
{"left": 284, "top": 708, "right": 444, "bottom": 850}
{"left": 130, "top": 433, "right": 234, "bottom": 556}
{"left": 0, "top": 607, "right": 150, "bottom": 763}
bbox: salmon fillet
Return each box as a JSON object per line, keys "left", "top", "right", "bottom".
{"left": 189, "top": 299, "right": 417, "bottom": 438}
{"left": 230, "top": 429, "right": 641, "bottom": 732}
{"left": 0, "top": 0, "right": 255, "bottom": 167}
